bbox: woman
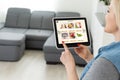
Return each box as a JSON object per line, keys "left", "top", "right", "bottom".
{"left": 60, "top": 0, "right": 120, "bottom": 80}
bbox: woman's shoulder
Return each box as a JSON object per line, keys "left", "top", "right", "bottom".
{"left": 82, "top": 57, "right": 120, "bottom": 80}
{"left": 96, "top": 41, "right": 120, "bottom": 76}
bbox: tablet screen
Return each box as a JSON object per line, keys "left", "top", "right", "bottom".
{"left": 53, "top": 17, "right": 90, "bottom": 48}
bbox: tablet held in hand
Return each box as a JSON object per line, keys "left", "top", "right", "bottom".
{"left": 53, "top": 17, "right": 90, "bottom": 48}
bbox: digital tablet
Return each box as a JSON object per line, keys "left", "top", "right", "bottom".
{"left": 53, "top": 17, "right": 90, "bottom": 48}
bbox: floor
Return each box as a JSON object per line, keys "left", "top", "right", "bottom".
{"left": 0, "top": 50, "right": 84, "bottom": 80}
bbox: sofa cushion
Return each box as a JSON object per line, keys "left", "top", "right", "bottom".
{"left": 29, "top": 11, "right": 55, "bottom": 30}
{"left": 5, "top": 8, "right": 31, "bottom": 29}
{"left": 0, "top": 27, "right": 27, "bottom": 33}
{"left": 44, "top": 33, "right": 63, "bottom": 53}
{"left": 0, "top": 32, "right": 25, "bottom": 46}
{"left": 25, "top": 29, "right": 53, "bottom": 40}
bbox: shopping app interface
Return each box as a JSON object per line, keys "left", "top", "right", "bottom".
{"left": 56, "top": 19, "right": 88, "bottom": 44}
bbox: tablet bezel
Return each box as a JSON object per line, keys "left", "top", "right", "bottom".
{"left": 53, "top": 17, "right": 90, "bottom": 48}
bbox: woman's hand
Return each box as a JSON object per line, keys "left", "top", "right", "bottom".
{"left": 60, "top": 42, "right": 79, "bottom": 80}
{"left": 74, "top": 44, "right": 93, "bottom": 63}
{"left": 60, "top": 42, "right": 76, "bottom": 70}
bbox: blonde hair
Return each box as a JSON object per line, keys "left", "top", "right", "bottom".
{"left": 112, "top": 0, "right": 120, "bottom": 28}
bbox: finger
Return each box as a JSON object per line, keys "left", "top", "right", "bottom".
{"left": 74, "top": 47, "right": 77, "bottom": 51}
{"left": 77, "top": 44, "right": 81, "bottom": 47}
{"left": 60, "top": 52, "right": 65, "bottom": 62}
{"left": 77, "top": 44, "right": 86, "bottom": 49}
{"left": 77, "top": 44, "right": 84, "bottom": 48}
{"left": 74, "top": 46, "right": 80, "bottom": 50}
{"left": 62, "top": 41, "right": 69, "bottom": 51}
{"left": 74, "top": 47, "right": 78, "bottom": 51}
{"left": 74, "top": 47, "right": 80, "bottom": 53}
{"left": 62, "top": 51, "right": 65, "bottom": 55}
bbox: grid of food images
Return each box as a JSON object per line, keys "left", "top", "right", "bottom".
{"left": 56, "top": 19, "right": 88, "bottom": 44}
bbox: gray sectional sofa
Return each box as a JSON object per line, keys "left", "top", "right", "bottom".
{"left": 0, "top": 8, "right": 54, "bottom": 49}
{"left": 0, "top": 7, "right": 93, "bottom": 65}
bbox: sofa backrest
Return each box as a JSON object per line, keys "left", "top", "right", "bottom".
{"left": 29, "top": 11, "right": 80, "bottom": 30}
{"left": 5, "top": 8, "right": 31, "bottom": 29}
{"left": 29, "top": 11, "right": 55, "bottom": 30}
{"left": 4, "top": 8, "right": 80, "bottom": 30}
{"left": 55, "top": 12, "right": 80, "bottom": 17}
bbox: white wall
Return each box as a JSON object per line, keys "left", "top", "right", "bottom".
{"left": 90, "top": 0, "right": 103, "bottom": 56}
{"left": 91, "top": 0, "right": 114, "bottom": 56}
{"left": 0, "top": 0, "right": 57, "bottom": 22}
{"left": 0, "top": 0, "right": 93, "bottom": 27}
{"left": 55, "top": 0, "right": 93, "bottom": 27}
